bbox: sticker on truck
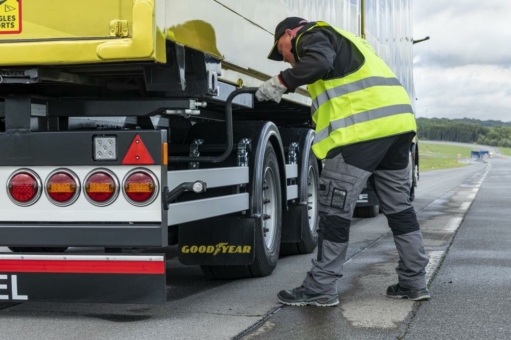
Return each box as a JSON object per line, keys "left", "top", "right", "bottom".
{"left": 0, "top": 0, "right": 21, "bottom": 34}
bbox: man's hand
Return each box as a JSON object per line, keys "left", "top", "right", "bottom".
{"left": 256, "top": 75, "right": 287, "bottom": 103}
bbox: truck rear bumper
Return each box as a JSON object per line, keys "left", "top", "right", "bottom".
{"left": 0, "top": 224, "right": 165, "bottom": 248}
{"left": 0, "top": 253, "right": 166, "bottom": 304}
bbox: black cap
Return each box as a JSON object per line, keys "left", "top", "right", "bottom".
{"left": 267, "top": 17, "right": 308, "bottom": 61}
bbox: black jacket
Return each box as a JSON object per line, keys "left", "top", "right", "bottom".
{"left": 279, "top": 23, "right": 365, "bottom": 92}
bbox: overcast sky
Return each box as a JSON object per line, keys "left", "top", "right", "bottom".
{"left": 413, "top": 0, "right": 511, "bottom": 122}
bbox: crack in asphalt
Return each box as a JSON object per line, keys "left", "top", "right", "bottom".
{"left": 232, "top": 307, "right": 283, "bottom": 340}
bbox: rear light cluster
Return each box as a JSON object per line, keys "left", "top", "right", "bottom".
{"left": 6, "top": 168, "right": 158, "bottom": 207}
{"left": 84, "top": 170, "right": 119, "bottom": 206}
{"left": 7, "top": 171, "right": 42, "bottom": 206}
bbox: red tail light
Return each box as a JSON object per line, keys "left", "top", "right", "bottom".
{"left": 84, "top": 170, "right": 119, "bottom": 206}
{"left": 123, "top": 169, "right": 158, "bottom": 206}
{"left": 46, "top": 170, "right": 80, "bottom": 206}
{"left": 7, "top": 170, "right": 42, "bottom": 206}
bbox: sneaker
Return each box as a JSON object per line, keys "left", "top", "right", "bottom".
{"left": 386, "top": 284, "right": 430, "bottom": 301}
{"left": 277, "top": 286, "right": 339, "bottom": 307}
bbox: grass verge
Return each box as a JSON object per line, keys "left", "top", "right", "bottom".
{"left": 497, "top": 147, "right": 511, "bottom": 157}
{"left": 419, "top": 142, "right": 473, "bottom": 172}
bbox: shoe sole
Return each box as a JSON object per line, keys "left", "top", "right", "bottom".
{"left": 386, "top": 294, "right": 431, "bottom": 301}
{"left": 278, "top": 298, "right": 339, "bottom": 307}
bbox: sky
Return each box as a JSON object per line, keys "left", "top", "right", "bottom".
{"left": 413, "top": 0, "right": 511, "bottom": 122}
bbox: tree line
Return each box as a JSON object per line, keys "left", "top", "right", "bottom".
{"left": 417, "top": 117, "right": 511, "bottom": 147}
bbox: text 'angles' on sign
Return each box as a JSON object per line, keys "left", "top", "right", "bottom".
{"left": 0, "top": 0, "right": 21, "bottom": 34}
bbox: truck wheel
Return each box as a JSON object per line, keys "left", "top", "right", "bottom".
{"left": 280, "top": 151, "right": 319, "bottom": 255}
{"left": 354, "top": 205, "right": 379, "bottom": 218}
{"left": 8, "top": 247, "right": 68, "bottom": 253}
{"left": 201, "top": 143, "right": 282, "bottom": 279}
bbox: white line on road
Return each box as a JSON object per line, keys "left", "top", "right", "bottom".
{"left": 425, "top": 250, "right": 445, "bottom": 282}
{"left": 443, "top": 217, "right": 463, "bottom": 233}
{"left": 467, "top": 194, "right": 476, "bottom": 199}
{"left": 460, "top": 202, "right": 471, "bottom": 210}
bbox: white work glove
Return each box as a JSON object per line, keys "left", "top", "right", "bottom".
{"left": 256, "top": 75, "right": 287, "bottom": 103}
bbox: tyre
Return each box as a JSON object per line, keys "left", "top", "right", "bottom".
{"left": 280, "top": 151, "right": 319, "bottom": 255}
{"left": 354, "top": 205, "right": 379, "bottom": 218}
{"left": 201, "top": 143, "right": 282, "bottom": 279}
{"left": 9, "top": 247, "right": 68, "bottom": 253}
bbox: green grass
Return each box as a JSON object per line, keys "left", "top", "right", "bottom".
{"left": 497, "top": 147, "right": 511, "bottom": 157}
{"left": 419, "top": 142, "right": 474, "bottom": 172}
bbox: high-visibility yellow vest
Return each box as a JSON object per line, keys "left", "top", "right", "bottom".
{"left": 296, "top": 22, "right": 417, "bottom": 159}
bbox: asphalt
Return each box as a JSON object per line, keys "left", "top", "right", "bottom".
{"left": 403, "top": 158, "right": 511, "bottom": 339}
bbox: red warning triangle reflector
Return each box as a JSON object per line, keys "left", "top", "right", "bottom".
{"left": 122, "top": 134, "right": 155, "bottom": 165}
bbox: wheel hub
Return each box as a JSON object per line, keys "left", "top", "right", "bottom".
{"left": 262, "top": 167, "right": 277, "bottom": 249}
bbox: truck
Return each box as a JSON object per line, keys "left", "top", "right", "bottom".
{"left": 0, "top": 0, "right": 417, "bottom": 304}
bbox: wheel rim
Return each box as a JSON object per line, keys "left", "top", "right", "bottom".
{"left": 307, "top": 165, "right": 318, "bottom": 232}
{"left": 262, "top": 166, "right": 277, "bottom": 250}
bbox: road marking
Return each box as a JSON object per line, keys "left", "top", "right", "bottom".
{"left": 472, "top": 188, "right": 478, "bottom": 192}
{"left": 425, "top": 250, "right": 445, "bottom": 282}
{"left": 460, "top": 202, "right": 471, "bottom": 210}
{"left": 467, "top": 194, "right": 476, "bottom": 199}
{"left": 443, "top": 217, "right": 463, "bottom": 233}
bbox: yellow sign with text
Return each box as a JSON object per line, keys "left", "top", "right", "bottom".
{"left": 0, "top": 0, "right": 21, "bottom": 34}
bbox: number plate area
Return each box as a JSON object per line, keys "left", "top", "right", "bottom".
{"left": 0, "top": 254, "right": 166, "bottom": 304}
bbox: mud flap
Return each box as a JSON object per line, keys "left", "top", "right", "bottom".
{"left": 281, "top": 204, "right": 307, "bottom": 243}
{"left": 178, "top": 217, "right": 256, "bottom": 266}
{"left": 0, "top": 253, "right": 166, "bottom": 304}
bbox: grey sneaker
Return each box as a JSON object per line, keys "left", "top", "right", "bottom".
{"left": 386, "top": 284, "right": 430, "bottom": 301}
{"left": 277, "top": 286, "right": 339, "bottom": 307}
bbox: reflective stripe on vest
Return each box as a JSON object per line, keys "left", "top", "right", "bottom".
{"left": 313, "top": 104, "right": 414, "bottom": 145}
{"left": 311, "top": 77, "right": 403, "bottom": 114}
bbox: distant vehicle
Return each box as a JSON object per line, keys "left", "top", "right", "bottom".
{"left": 471, "top": 150, "right": 490, "bottom": 162}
